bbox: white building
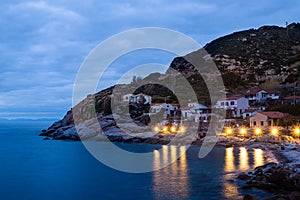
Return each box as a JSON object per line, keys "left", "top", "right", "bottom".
{"left": 180, "top": 107, "right": 192, "bottom": 119}
{"left": 242, "top": 109, "right": 257, "bottom": 119}
{"left": 215, "top": 95, "right": 249, "bottom": 118}
{"left": 150, "top": 103, "right": 179, "bottom": 117}
{"left": 122, "top": 93, "right": 152, "bottom": 104}
{"left": 187, "top": 102, "right": 199, "bottom": 108}
{"left": 150, "top": 104, "right": 163, "bottom": 114}
{"left": 267, "top": 90, "right": 280, "bottom": 100}
{"left": 244, "top": 89, "right": 267, "bottom": 104}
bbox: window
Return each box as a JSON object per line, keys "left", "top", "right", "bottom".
{"left": 230, "top": 101, "right": 234, "bottom": 105}
{"left": 261, "top": 121, "right": 264, "bottom": 126}
{"left": 225, "top": 102, "right": 229, "bottom": 106}
{"left": 253, "top": 121, "right": 256, "bottom": 126}
{"left": 221, "top": 102, "right": 224, "bottom": 106}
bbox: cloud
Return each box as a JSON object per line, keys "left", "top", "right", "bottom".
{"left": 1, "top": 0, "right": 300, "bottom": 119}
{"left": 10, "top": 1, "right": 83, "bottom": 20}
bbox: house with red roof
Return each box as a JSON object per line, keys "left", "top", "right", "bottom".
{"left": 215, "top": 94, "right": 249, "bottom": 118}
{"left": 242, "top": 109, "right": 257, "bottom": 119}
{"left": 180, "top": 104, "right": 210, "bottom": 122}
{"left": 283, "top": 96, "right": 300, "bottom": 105}
{"left": 249, "top": 111, "right": 284, "bottom": 128}
{"left": 266, "top": 89, "right": 280, "bottom": 100}
{"left": 244, "top": 89, "right": 268, "bottom": 105}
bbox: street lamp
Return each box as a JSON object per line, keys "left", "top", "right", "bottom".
{"left": 271, "top": 127, "right": 279, "bottom": 136}
{"left": 254, "top": 128, "right": 262, "bottom": 136}
{"left": 225, "top": 127, "right": 233, "bottom": 136}
{"left": 294, "top": 126, "right": 300, "bottom": 137}
{"left": 239, "top": 127, "right": 247, "bottom": 136}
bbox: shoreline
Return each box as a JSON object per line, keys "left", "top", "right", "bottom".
{"left": 41, "top": 127, "right": 299, "bottom": 165}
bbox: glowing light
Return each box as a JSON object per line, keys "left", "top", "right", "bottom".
{"left": 239, "top": 128, "right": 247, "bottom": 136}
{"left": 225, "top": 127, "right": 233, "bottom": 135}
{"left": 153, "top": 126, "right": 160, "bottom": 133}
{"left": 254, "top": 128, "right": 262, "bottom": 136}
{"left": 271, "top": 127, "right": 278, "bottom": 136}
{"left": 170, "top": 126, "right": 177, "bottom": 133}
{"left": 162, "top": 126, "right": 168, "bottom": 133}
{"left": 294, "top": 127, "right": 300, "bottom": 136}
{"left": 178, "top": 126, "right": 186, "bottom": 134}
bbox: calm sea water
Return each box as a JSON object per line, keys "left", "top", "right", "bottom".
{"left": 0, "top": 121, "right": 273, "bottom": 200}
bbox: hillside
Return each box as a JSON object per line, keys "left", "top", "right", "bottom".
{"left": 41, "top": 23, "right": 300, "bottom": 139}
{"left": 204, "top": 23, "right": 300, "bottom": 85}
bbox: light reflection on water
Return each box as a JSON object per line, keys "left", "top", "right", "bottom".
{"left": 153, "top": 145, "right": 189, "bottom": 200}
{"left": 152, "top": 146, "right": 266, "bottom": 200}
{"left": 254, "top": 149, "right": 264, "bottom": 168}
{"left": 222, "top": 147, "right": 265, "bottom": 199}
{"left": 239, "top": 147, "right": 249, "bottom": 171}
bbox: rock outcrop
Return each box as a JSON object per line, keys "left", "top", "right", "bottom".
{"left": 238, "top": 162, "right": 300, "bottom": 199}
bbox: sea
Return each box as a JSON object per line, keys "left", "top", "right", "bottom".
{"left": 0, "top": 121, "right": 274, "bottom": 200}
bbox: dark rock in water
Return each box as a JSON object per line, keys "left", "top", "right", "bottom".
{"left": 39, "top": 131, "right": 48, "bottom": 136}
{"left": 191, "top": 139, "right": 202, "bottom": 146}
{"left": 264, "top": 194, "right": 290, "bottom": 200}
{"left": 289, "top": 191, "right": 300, "bottom": 200}
{"left": 241, "top": 162, "right": 300, "bottom": 196}
{"left": 238, "top": 172, "right": 251, "bottom": 180}
{"left": 107, "top": 135, "right": 123, "bottom": 142}
{"left": 243, "top": 194, "right": 258, "bottom": 200}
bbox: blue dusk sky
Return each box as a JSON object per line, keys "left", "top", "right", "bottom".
{"left": 0, "top": 0, "right": 299, "bottom": 120}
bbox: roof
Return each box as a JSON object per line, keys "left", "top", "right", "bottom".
{"left": 244, "top": 109, "right": 256, "bottom": 113}
{"left": 180, "top": 107, "right": 191, "bottom": 111}
{"left": 284, "top": 96, "right": 300, "bottom": 100}
{"left": 151, "top": 104, "right": 162, "bottom": 106}
{"left": 258, "top": 111, "right": 284, "bottom": 119}
{"left": 267, "top": 89, "right": 277, "bottom": 94}
{"left": 246, "top": 89, "right": 266, "bottom": 95}
{"left": 221, "top": 94, "right": 244, "bottom": 100}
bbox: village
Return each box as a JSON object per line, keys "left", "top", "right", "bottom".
{"left": 122, "top": 84, "right": 300, "bottom": 138}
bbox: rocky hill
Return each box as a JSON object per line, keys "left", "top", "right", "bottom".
{"left": 40, "top": 23, "right": 300, "bottom": 140}
{"left": 170, "top": 23, "right": 300, "bottom": 90}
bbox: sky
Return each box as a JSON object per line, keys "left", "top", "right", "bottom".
{"left": 0, "top": 0, "right": 300, "bottom": 120}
